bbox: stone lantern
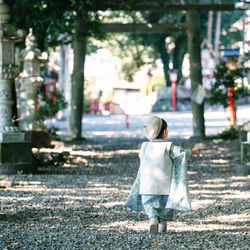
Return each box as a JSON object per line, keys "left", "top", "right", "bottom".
{"left": 0, "top": 0, "right": 34, "bottom": 174}
{"left": 19, "top": 28, "right": 47, "bottom": 131}
{"left": 0, "top": 0, "right": 23, "bottom": 132}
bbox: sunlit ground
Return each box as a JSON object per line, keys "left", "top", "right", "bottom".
{"left": 54, "top": 104, "right": 250, "bottom": 142}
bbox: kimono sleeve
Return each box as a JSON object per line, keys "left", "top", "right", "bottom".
{"left": 123, "top": 169, "right": 143, "bottom": 212}
{"left": 169, "top": 144, "right": 192, "bottom": 166}
{"left": 165, "top": 144, "right": 192, "bottom": 211}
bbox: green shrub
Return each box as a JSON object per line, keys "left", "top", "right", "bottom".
{"left": 38, "top": 89, "right": 67, "bottom": 119}
{"left": 208, "top": 60, "right": 249, "bottom": 108}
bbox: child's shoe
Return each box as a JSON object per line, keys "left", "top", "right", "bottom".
{"left": 149, "top": 217, "right": 158, "bottom": 234}
{"left": 158, "top": 219, "right": 167, "bottom": 233}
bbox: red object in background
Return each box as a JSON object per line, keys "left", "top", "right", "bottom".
{"left": 126, "top": 114, "right": 129, "bottom": 129}
{"left": 52, "top": 95, "right": 57, "bottom": 102}
{"left": 224, "top": 49, "right": 239, "bottom": 127}
{"left": 228, "top": 86, "right": 235, "bottom": 126}
{"left": 90, "top": 100, "right": 101, "bottom": 113}
{"left": 104, "top": 102, "right": 114, "bottom": 113}
{"left": 169, "top": 70, "right": 178, "bottom": 112}
{"left": 45, "top": 82, "right": 56, "bottom": 95}
{"left": 172, "top": 81, "right": 176, "bottom": 111}
{"left": 90, "top": 100, "right": 114, "bottom": 114}
{"left": 37, "top": 98, "right": 40, "bottom": 110}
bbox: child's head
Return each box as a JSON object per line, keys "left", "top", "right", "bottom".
{"left": 155, "top": 119, "right": 168, "bottom": 139}
{"left": 143, "top": 116, "right": 168, "bottom": 140}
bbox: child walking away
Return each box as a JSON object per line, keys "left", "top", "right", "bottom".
{"left": 124, "top": 115, "right": 200, "bottom": 234}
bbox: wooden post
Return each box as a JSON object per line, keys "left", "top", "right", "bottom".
{"left": 172, "top": 80, "right": 176, "bottom": 111}
{"left": 126, "top": 115, "right": 129, "bottom": 129}
{"left": 187, "top": 9, "right": 205, "bottom": 138}
{"left": 228, "top": 86, "right": 235, "bottom": 127}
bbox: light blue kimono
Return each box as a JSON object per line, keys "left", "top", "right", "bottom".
{"left": 124, "top": 143, "right": 192, "bottom": 214}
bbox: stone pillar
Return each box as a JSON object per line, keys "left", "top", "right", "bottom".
{"left": 19, "top": 28, "right": 47, "bottom": 131}
{"left": 241, "top": 131, "right": 250, "bottom": 164}
{"left": 0, "top": 0, "right": 34, "bottom": 174}
{"left": 0, "top": 79, "right": 16, "bottom": 129}
{"left": 241, "top": 142, "right": 250, "bottom": 164}
{"left": 237, "top": 124, "right": 250, "bottom": 176}
{"left": 18, "top": 29, "right": 52, "bottom": 148}
{"left": 59, "top": 44, "right": 72, "bottom": 119}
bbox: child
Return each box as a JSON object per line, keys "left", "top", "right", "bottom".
{"left": 124, "top": 115, "right": 200, "bottom": 234}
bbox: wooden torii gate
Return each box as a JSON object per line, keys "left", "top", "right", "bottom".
{"left": 70, "top": 0, "right": 236, "bottom": 139}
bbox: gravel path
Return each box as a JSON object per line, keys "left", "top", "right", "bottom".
{"left": 0, "top": 137, "right": 249, "bottom": 249}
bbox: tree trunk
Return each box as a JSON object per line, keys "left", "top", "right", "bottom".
{"left": 214, "top": 11, "right": 221, "bottom": 62}
{"left": 158, "top": 35, "right": 170, "bottom": 86}
{"left": 187, "top": 9, "right": 205, "bottom": 138}
{"left": 173, "top": 33, "right": 187, "bottom": 81}
{"left": 68, "top": 13, "right": 86, "bottom": 140}
{"left": 207, "top": 11, "right": 213, "bottom": 44}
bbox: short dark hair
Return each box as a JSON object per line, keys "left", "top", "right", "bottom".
{"left": 156, "top": 119, "right": 167, "bottom": 139}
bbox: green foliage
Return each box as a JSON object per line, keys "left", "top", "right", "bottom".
{"left": 152, "top": 73, "right": 166, "bottom": 91}
{"left": 9, "top": 0, "right": 73, "bottom": 50}
{"left": 48, "top": 126, "right": 61, "bottom": 141}
{"left": 141, "top": 72, "right": 166, "bottom": 96}
{"left": 101, "top": 91, "right": 113, "bottom": 103}
{"left": 220, "top": 10, "right": 243, "bottom": 47}
{"left": 38, "top": 89, "right": 67, "bottom": 119}
{"left": 105, "top": 33, "right": 154, "bottom": 82}
{"left": 102, "top": 10, "right": 187, "bottom": 84}
{"left": 17, "top": 170, "right": 23, "bottom": 175}
{"left": 9, "top": 0, "right": 107, "bottom": 51}
{"left": 9, "top": 1, "right": 243, "bottom": 86}
{"left": 120, "top": 58, "right": 144, "bottom": 82}
{"left": 209, "top": 127, "right": 239, "bottom": 140}
{"left": 83, "top": 98, "right": 90, "bottom": 114}
{"left": 208, "top": 60, "right": 249, "bottom": 108}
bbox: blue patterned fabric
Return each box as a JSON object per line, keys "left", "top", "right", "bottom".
{"left": 124, "top": 144, "right": 192, "bottom": 213}
{"left": 141, "top": 195, "right": 173, "bottom": 220}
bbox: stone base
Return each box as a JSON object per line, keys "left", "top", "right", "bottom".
{"left": 235, "top": 163, "right": 250, "bottom": 176}
{"left": 239, "top": 130, "right": 248, "bottom": 143}
{"left": 26, "top": 130, "right": 52, "bottom": 148}
{"left": 0, "top": 162, "right": 37, "bottom": 175}
{"left": 0, "top": 132, "right": 25, "bottom": 142}
{"left": 0, "top": 141, "right": 37, "bottom": 174}
{"left": 241, "top": 142, "right": 250, "bottom": 164}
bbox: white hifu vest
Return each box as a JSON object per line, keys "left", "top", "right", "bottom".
{"left": 139, "top": 141, "right": 173, "bottom": 195}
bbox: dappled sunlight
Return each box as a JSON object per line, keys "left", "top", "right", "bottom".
{"left": 168, "top": 128, "right": 193, "bottom": 139}
{"left": 52, "top": 106, "right": 250, "bottom": 142}
{"left": 93, "top": 201, "right": 124, "bottom": 209}
{"left": 32, "top": 147, "right": 72, "bottom": 154}
{"left": 209, "top": 213, "right": 250, "bottom": 224}
{"left": 70, "top": 148, "right": 138, "bottom": 157}
{"left": 211, "top": 159, "right": 230, "bottom": 164}
{"left": 96, "top": 220, "right": 148, "bottom": 232}
{"left": 82, "top": 130, "right": 145, "bottom": 141}
{"left": 191, "top": 199, "right": 216, "bottom": 210}
{"left": 205, "top": 120, "right": 228, "bottom": 127}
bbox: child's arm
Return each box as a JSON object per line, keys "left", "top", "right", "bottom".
{"left": 191, "top": 147, "right": 200, "bottom": 155}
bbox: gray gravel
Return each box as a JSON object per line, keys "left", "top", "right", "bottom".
{"left": 0, "top": 137, "right": 249, "bottom": 249}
